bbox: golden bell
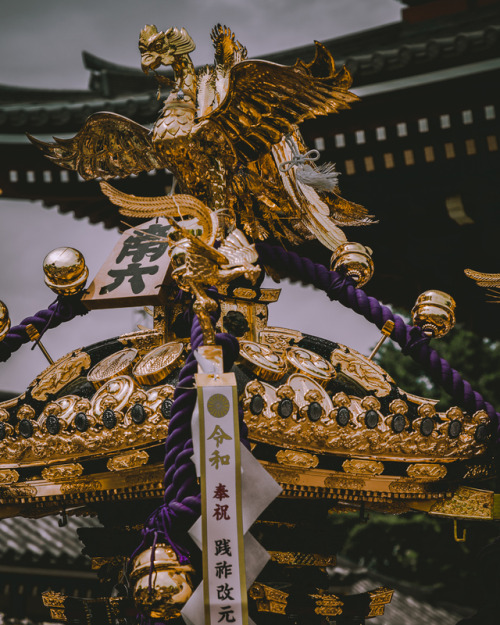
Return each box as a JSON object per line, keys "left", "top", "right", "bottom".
{"left": 411, "top": 290, "right": 456, "bottom": 338}
{"left": 331, "top": 242, "right": 374, "bottom": 287}
{"left": 130, "top": 544, "right": 194, "bottom": 619}
{"left": 43, "top": 247, "right": 88, "bottom": 296}
{"left": 0, "top": 300, "right": 10, "bottom": 341}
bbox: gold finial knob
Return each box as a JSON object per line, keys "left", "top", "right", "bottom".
{"left": 43, "top": 247, "right": 88, "bottom": 296}
{"left": 331, "top": 242, "right": 374, "bottom": 287}
{"left": 0, "top": 300, "right": 10, "bottom": 341}
{"left": 411, "top": 290, "right": 456, "bottom": 338}
{"left": 130, "top": 544, "right": 194, "bottom": 618}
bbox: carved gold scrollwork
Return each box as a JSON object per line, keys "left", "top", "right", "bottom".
{"left": 331, "top": 346, "right": 393, "bottom": 395}
{"left": 41, "top": 464, "right": 83, "bottom": 482}
{"left": 31, "top": 350, "right": 91, "bottom": 401}
{"left": 107, "top": 450, "right": 149, "bottom": 472}
{"left": 276, "top": 450, "right": 319, "bottom": 469}
{"left": 342, "top": 459, "right": 384, "bottom": 475}
{"left": 429, "top": 486, "right": 494, "bottom": 519}
{"left": 406, "top": 463, "right": 447, "bottom": 479}
{"left": 0, "top": 469, "right": 19, "bottom": 485}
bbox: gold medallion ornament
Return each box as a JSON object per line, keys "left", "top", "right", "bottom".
{"left": 133, "top": 342, "right": 184, "bottom": 385}
{"left": 87, "top": 349, "right": 138, "bottom": 387}
{"left": 239, "top": 340, "right": 286, "bottom": 381}
{"left": 285, "top": 346, "right": 335, "bottom": 384}
{"left": 43, "top": 247, "right": 89, "bottom": 296}
{"left": 206, "top": 393, "right": 231, "bottom": 418}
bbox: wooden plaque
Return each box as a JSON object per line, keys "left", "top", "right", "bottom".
{"left": 82, "top": 218, "right": 174, "bottom": 310}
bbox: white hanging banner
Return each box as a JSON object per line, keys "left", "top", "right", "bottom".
{"left": 196, "top": 372, "right": 248, "bottom": 625}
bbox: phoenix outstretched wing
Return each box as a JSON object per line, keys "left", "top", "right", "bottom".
{"left": 196, "top": 42, "right": 357, "bottom": 162}
{"left": 27, "top": 113, "right": 164, "bottom": 180}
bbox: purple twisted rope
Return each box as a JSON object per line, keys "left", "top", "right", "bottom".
{"left": 132, "top": 308, "right": 247, "bottom": 563}
{"left": 0, "top": 295, "right": 88, "bottom": 363}
{"left": 256, "top": 242, "right": 500, "bottom": 441}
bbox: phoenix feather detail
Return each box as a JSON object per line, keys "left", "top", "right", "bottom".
{"left": 29, "top": 24, "right": 372, "bottom": 250}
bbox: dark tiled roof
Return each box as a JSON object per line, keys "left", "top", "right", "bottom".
{"left": 0, "top": 514, "right": 101, "bottom": 568}
{"left": 330, "top": 559, "right": 474, "bottom": 625}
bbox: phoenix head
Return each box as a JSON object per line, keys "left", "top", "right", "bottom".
{"left": 139, "top": 25, "right": 196, "bottom": 73}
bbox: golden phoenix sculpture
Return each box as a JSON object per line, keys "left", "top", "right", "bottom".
{"left": 29, "top": 24, "right": 372, "bottom": 252}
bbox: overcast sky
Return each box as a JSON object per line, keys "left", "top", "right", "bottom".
{"left": 0, "top": 0, "right": 402, "bottom": 392}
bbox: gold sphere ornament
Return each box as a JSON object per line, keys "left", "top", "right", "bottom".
{"left": 331, "top": 242, "right": 374, "bottom": 287}
{"left": 130, "top": 544, "right": 194, "bottom": 619}
{"left": 0, "top": 300, "right": 11, "bottom": 341}
{"left": 411, "top": 290, "right": 456, "bottom": 338}
{"left": 43, "top": 247, "right": 88, "bottom": 296}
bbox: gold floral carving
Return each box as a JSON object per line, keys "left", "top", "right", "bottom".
{"left": 407, "top": 463, "right": 447, "bottom": 479}
{"left": 249, "top": 583, "right": 288, "bottom": 614}
{"left": 118, "top": 329, "right": 163, "bottom": 353}
{"left": 268, "top": 551, "right": 336, "bottom": 566}
{"left": 1, "top": 484, "right": 37, "bottom": 499}
{"left": 41, "top": 464, "right": 83, "bottom": 482}
{"left": 266, "top": 467, "right": 301, "bottom": 485}
{"left": 0, "top": 469, "right": 19, "bottom": 485}
{"left": 42, "top": 590, "right": 66, "bottom": 609}
{"left": 389, "top": 480, "right": 426, "bottom": 493}
{"left": 429, "top": 487, "right": 493, "bottom": 519}
{"left": 31, "top": 351, "right": 91, "bottom": 400}
{"left": 310, "top": 593, "right": 343, "bottom": 616}
{"left": 324, "top": 476, "right": 365, "bottom": 490}
{"left": 342, "top": 459, "right": 384, "bottom": 476}
{"left": 259, "top": 328, "right": 303, "bottom": 355}
{"left": 60, "top": 480, "right": 102, "bottom": 495}
{"left": 276, "top": 450, "right": 319, "bottom": 469}
{"left": 42, "top": 590, "right": 67, "bottom": 621}
{"left": 367, "top": 587, "right": 394, "bottom": 618}
{"left": 331, "top": 346, "right": 393, "bottom": 395}
{"left": 242, "top": 378, "right": 487, "bottom": 462}
{"left": 107, "top": 450, "right": 149, "bottom": 472}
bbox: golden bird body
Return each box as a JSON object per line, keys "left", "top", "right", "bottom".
{"left": 30, "top": 24, "right": 371, "bottom": 249}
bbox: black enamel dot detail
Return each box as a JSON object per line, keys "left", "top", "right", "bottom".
{"left": 336, "top": 407, "right": 350, "bottom": 427}
{"left": 102, "top": 409, "right": 117, "bottom": 429}
{"left": 250, "top": 395, "right": 264, "bottom": 416}
{"left": 19, "top": 419, "right": 33, "bottom": 438}
{"left": 131, "top": 403, "right": 147, "bottom": 424}
{"left": 75, "top": 412, "right": 89, "bottom": 432}
{"left": 365, "top": 410, "right": 379, "bottom": 429}
{"left": 448, "top": 420, "right": 462, "bottom": 439}
{"left": 307, "top": 402, "right": 322, "bottom": 422}
{"left": 475, "top": 424, "right": 488, "bottom": 443}
{"left": 161, "top": 398, "right": 173, "bottom": 420}
{"left": 420, "top": 417, "right": 434, "bottom": 437}
{"left": 391, "top": 413, "right": 406, "bottom": 434}
{"left": 278, "top": 398, "right": 293, "bottom": 418}
{"left": 0, "top": 423, "right": 6, "bottom": 441}
{"left": 46, "top": 414, "right": 60, "bottom": 435}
